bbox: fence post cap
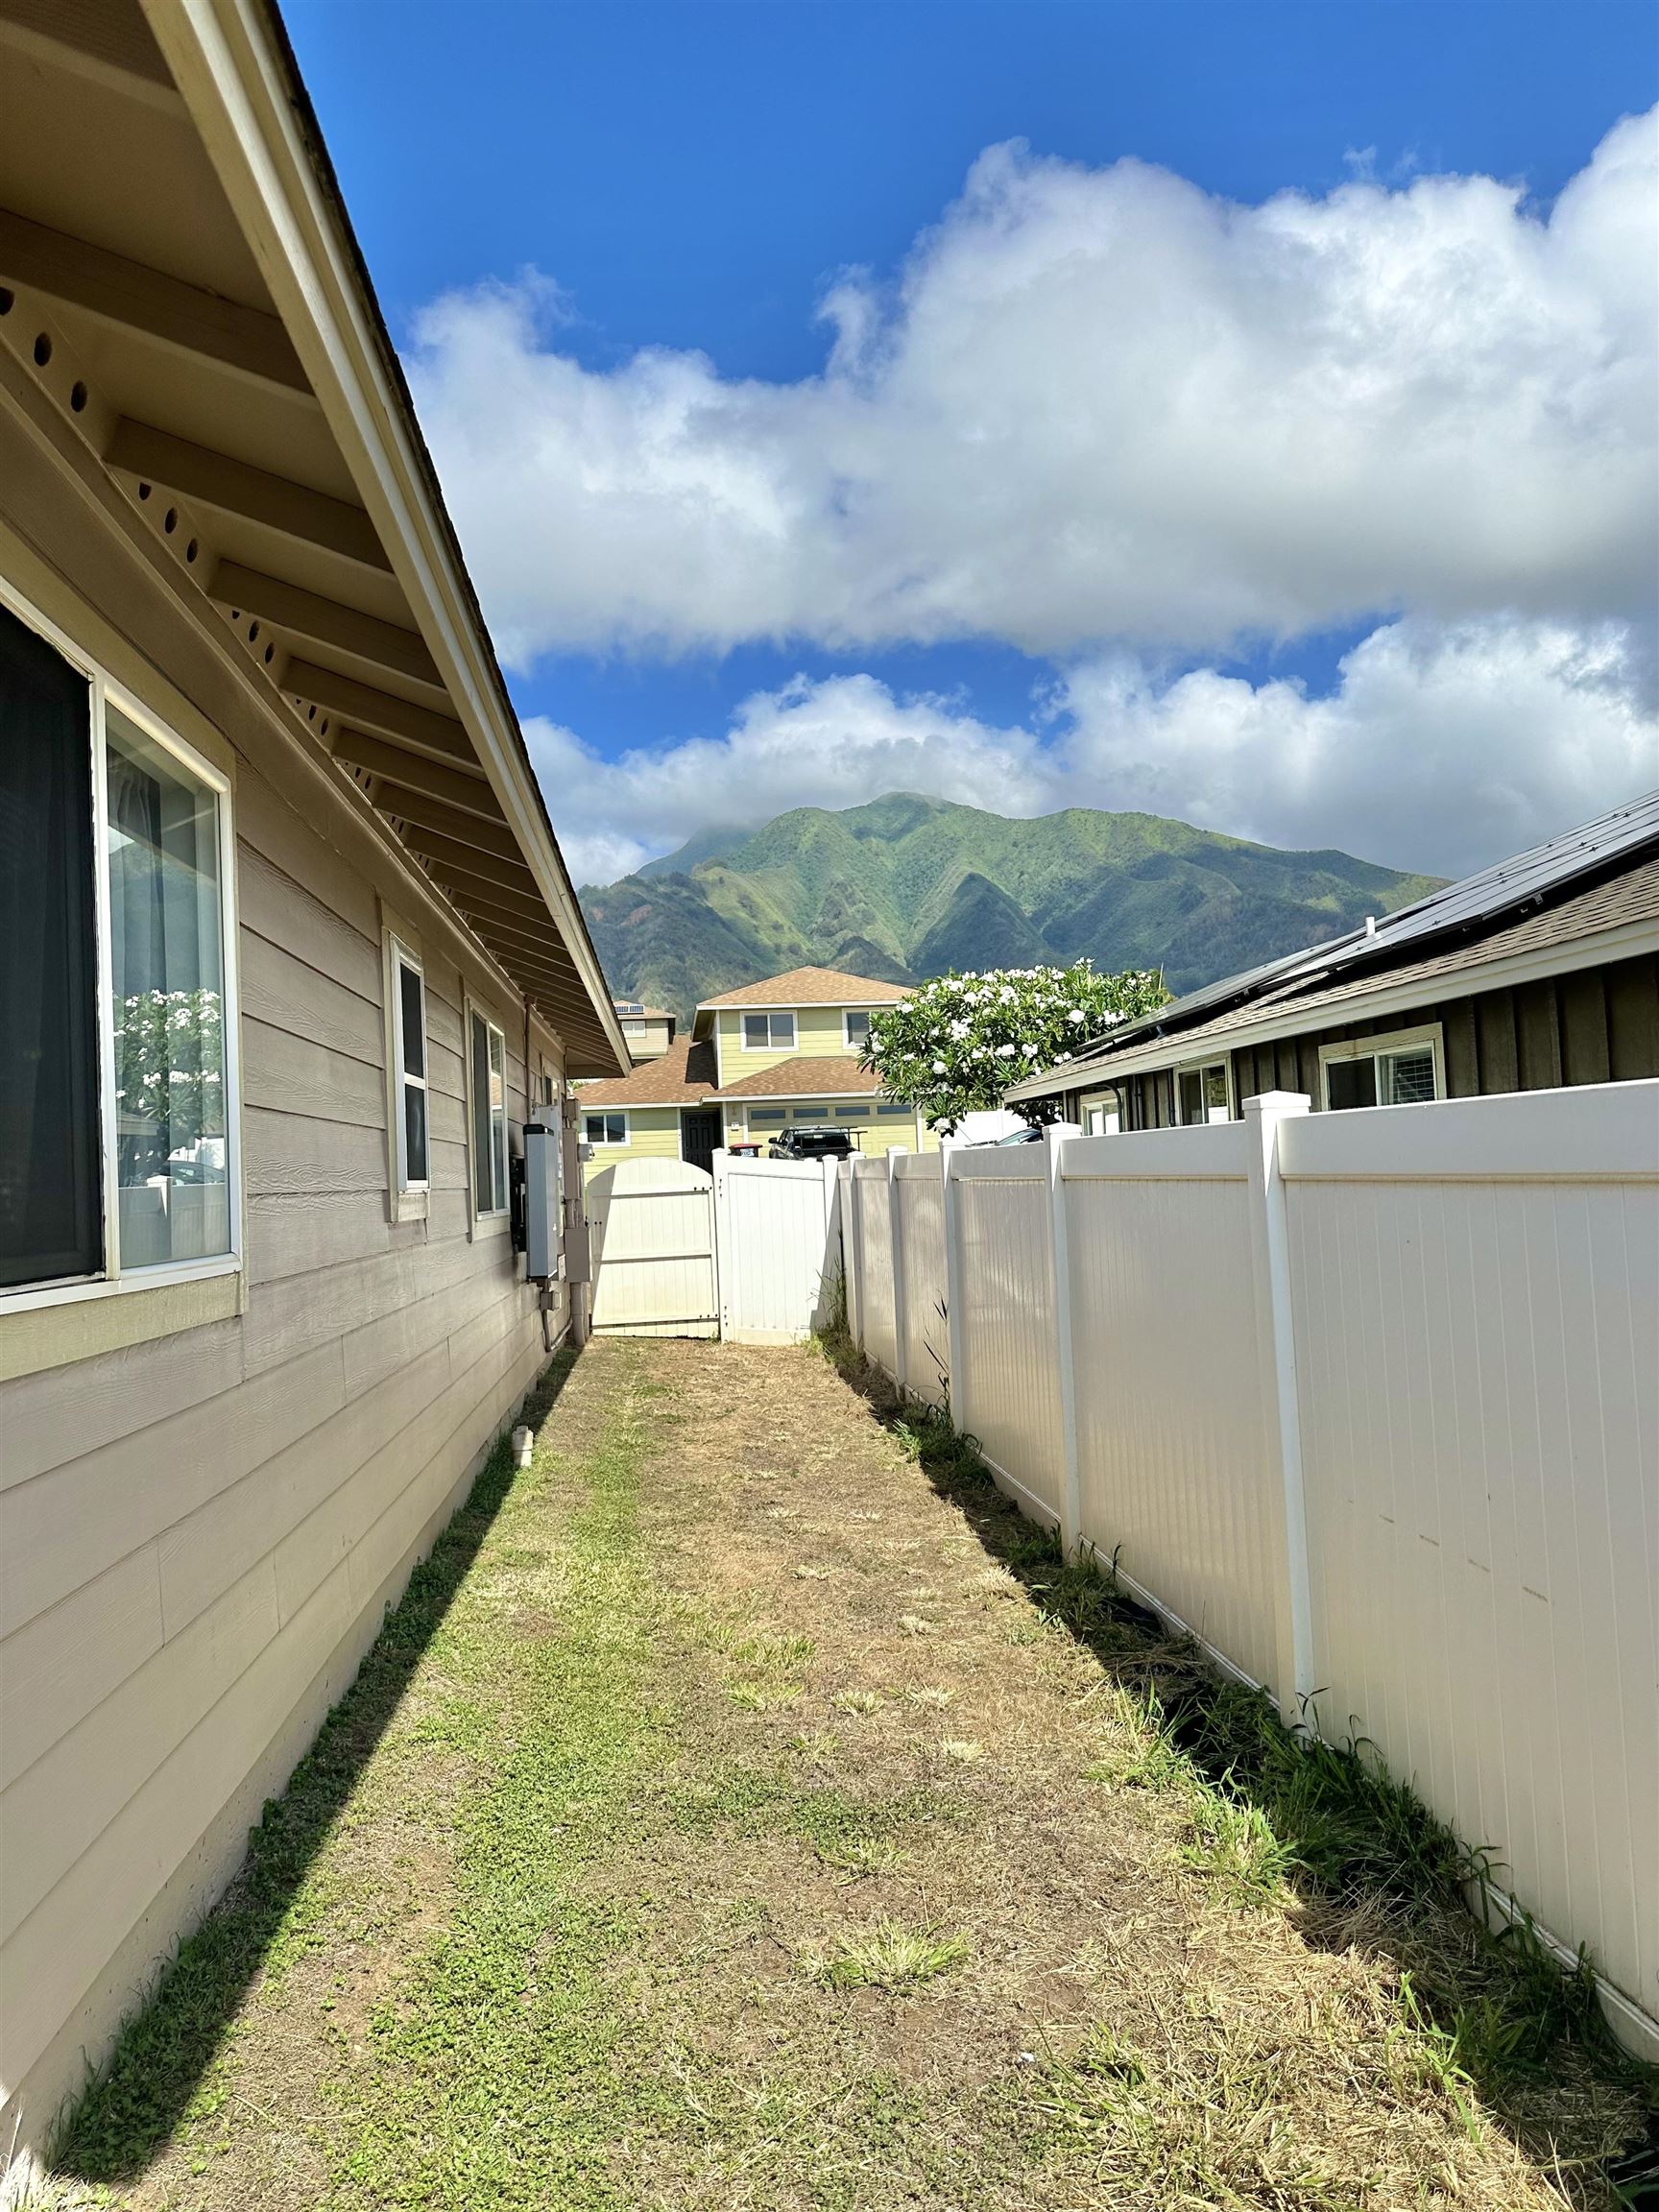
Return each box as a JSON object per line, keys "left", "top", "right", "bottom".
{"left": 1242, "top": 1091, "right": 1311, "bottom": 1118}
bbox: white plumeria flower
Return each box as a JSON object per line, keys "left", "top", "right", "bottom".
{"left": 1067, "top": 1008, "right": 1087, "bottom": 1023}
{"left": 996, "top": 1043, "right": 1016, "bottom": 1058}
{"left": 1022, "top": 1043, "right": 1040, "bottom": 1057}
{"left": 931, "top": 1059, "right": 947, "bottom": 1074}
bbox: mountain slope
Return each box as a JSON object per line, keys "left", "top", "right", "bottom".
{"left": 579, "top": 794, "right": 1442, "bottom": 1019}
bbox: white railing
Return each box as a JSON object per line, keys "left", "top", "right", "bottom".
{"left": 838, "top": 1083, "right": 1659, "bottom": 2059}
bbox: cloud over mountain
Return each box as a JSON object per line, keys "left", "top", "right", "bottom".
{"left": 412, "top": 111, "right": 1656, "bottom": 663}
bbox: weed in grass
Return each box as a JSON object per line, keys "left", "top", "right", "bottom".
{"left": 938, "top": 1739, "right": 985, "bottom": 1765}
{"left": 727, "top": 1678, "right": 803, "bottom": 1711}
{"left": 897, "top": 1613, "right": 936, "bottom": 1637}
{"left": 1180, "top": 1791, "right": 1297, "bottom": 1907}
{"left": 903, "top": 1685, "right": 956, "bottom": 1709}
{"left": 815, "top": 1836, "right": 904, "bottom": 1880}
{"left": 830, "top": 1691, "right": 879, "bottom": 1716}
{"left": 804, "top": 1920, "right": 970, "bottom": 1992}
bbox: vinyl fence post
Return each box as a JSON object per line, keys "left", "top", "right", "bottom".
{"left": 843, "top": 1161, "right": 864, "bottom": 1351}
{"left": 887, "top": 1147, "right": 908, "bottom": 1396}
{"left": 1243, "top": 1092, "right": 1315, "bottom": 1721}
{"left": 943, "top": 1144, "right": 970, "bottom": 1443}
{"left": 710, "top": 1147, "right": 731, "bottom": 1343}
{"left": 1046, "top": 1122, "right": 1083, "bottom": 1561}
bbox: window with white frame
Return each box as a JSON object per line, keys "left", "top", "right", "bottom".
{"left": 1082, "top": 1086, "right": 1123, "bottom": 1136}
{"left": 390, "top": 940, "right": 429, "bottom": 1194}
{"left": 843, "top": 1008, "right": 872, "bottom": 1050}
{"left": 1320, "top": 1026, "right": 1443, "bottom": 1112}
{"left": 584, "top": 1110, "right": 627, "bottom": 1145}
{"left": 1, "top": 589, "right": 237, "bottom": 1297}
{"left": 741, "top": 1011, "right": 795, "bottom": 1049}
{"left": 1175, "top": 1061, "right": 1231, "bottom": 1125}
{"left": 469, "top": 1008, "right": 509, "bottom": 1214}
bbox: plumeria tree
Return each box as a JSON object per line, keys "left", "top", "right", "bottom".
{"left": 862, "top": 963, "right": 1167, "bottom": 1133}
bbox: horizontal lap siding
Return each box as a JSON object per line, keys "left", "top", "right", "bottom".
{"left": 0, "top": 759, "right": 561, "bottom": 2128}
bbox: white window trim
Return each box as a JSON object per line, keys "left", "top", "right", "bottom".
{"left": 0, "top": 576, "right": 243, "bottom": 1313}
{"left": 1079, "top": 1086, "right": 1124, "bottom": 1137}
{"left": 1318, "top": 1023, "right": 1445, "bottom": 1110}
{"left": 466, "top": 1000, "right": 511, "bottom": 1223}
{"left": 1172, "top": 1055, "right": 1235, "bottom": 1126}
{"left": 842, "top": 1008, "right": 873, "bottom": 1050}
{"left": 389, "top": 936, "right": 430, "bottom": 1201}
{"left": 583, "top": 1108, "right": 630, "bottom": 1146}
{"left": 741, "top": 1009, "right": 797, "bottom": 1051}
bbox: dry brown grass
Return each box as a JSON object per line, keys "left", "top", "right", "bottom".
{"left": 43, "top": 1335, "right": 1650, "bottom": 2212}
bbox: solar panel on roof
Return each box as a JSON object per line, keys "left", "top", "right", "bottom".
{"left": 1052, "top": 787, "right": 1659, "bottom": 1073}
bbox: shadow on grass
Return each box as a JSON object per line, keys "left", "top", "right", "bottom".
{"left": 51, "top": 1347, "right": 580, "bottom": 2187}
{"left": 819, "top": 1328, "right": 1659, "bottom": 2211}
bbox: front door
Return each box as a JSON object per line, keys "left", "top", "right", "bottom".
{"left": 680, "top": 1108, "right": 722, "bottom": 1174}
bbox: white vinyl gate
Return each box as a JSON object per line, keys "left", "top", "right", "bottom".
{"left": 587, "top": 1151, "right": 843, "bottom": 1345}
{"left": 587, "top": 1158, "right": 719, "bottom": 1337}
{"left": 713, "top": 1153, "right": 841, "bottom": 1344}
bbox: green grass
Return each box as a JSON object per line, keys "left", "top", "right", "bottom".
{"left": 823, "top": 1338, "right": 1659, "bottom": 2175}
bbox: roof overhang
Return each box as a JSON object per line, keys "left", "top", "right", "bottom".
{"left": 0, "top": 0, "right": 626, "bottom": 1073}
{"left": 1006, "top": 912, "right": 1659, "bottom": 1101}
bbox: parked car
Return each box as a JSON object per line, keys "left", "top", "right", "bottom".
{"left": 768, "top": 1124, "right": 856, "bottom": 1160}
{"left": 993, "top": 1125, "right": 1044, "bottom": 1144}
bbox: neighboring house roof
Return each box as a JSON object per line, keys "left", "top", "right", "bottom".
{"left": 6, "top": 1, "right": 625, "bottom": 1074}
{"left": 697, "top": 967, "right": 910, "bottom": 1010}
{"left": 1008, "top": 793, "right": 1659, "bottom": 1102}
{"left": 576, "top": 1038, "right": 719, "bottom": 1108}
{"left": 714, "top": 1055, "right": 883, "bottom": 1101}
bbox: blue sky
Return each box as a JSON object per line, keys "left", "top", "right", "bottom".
{"left": 286, "top": 2, "right": 1658, "bottom": 883}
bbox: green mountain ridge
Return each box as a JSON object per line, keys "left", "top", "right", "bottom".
{"left": 580, "top": 793, "right": 1444, "bottom": 1022}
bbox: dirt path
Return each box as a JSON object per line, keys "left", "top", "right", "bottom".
{"left": 51, "top": 1337, "right": 1642, "bottom": 2211}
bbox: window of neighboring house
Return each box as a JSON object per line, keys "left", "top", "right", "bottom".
{"left": 1082, "top": 1087, "right": 1123, "bottom": 1136}
{"left": 621, "top": 1019, "right": 646, "bottom": 1038}
{"left": 584, "top": 1110, "right": 627, "bottom": 1145}
{"left": 2, "top": 589, "right": 238, "bottom": 1297}
{"left": 469, "top": 1009, "right": 509, "bottom": 1214}
{"left": 1176, "top": 1061, "right": 1231, "bottom": 1125}
{"left": 742, "top": 1011, "right": 795, "bottom": 1049}
{"left": 843, "top": 1009, "right": 872, "bottom": 1050}
{"left": 834, "top": 1105, "right": 867, "bottom": 1120}
{"left": 749, "top": 1106, "right": 787, "bottom": 1126}
{"left": 1320, "top": 1027, "right": 1443, "bottom": 1112}
{"left": 876, "top": 1101, "right": 912, "bottom": 1118}
{"left": 390, "top": 941, "right": 429, "bottom": 1193}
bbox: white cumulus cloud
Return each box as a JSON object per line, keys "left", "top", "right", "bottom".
{"left": 537, "top": 614, "right": 1656, "bottom": 885}
{"left": 411, "top": 110, "right": 1657, "bottom": 663}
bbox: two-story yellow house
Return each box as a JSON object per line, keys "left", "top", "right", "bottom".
{"left": 579, "top": 966, "right": 926, "bottom": 1173}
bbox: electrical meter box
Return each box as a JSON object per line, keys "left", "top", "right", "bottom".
{"left": 523, "top": 1121, "right": 563, "bottom": 1283}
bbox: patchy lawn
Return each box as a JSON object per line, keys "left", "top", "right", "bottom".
{"left": 47, "top": 1336, "right": 1652, "bottom": 2211}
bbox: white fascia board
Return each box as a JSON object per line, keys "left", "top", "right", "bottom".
{"left": 146, "top": 0, "right": 627, "bottom": 1071}
{"left": 1005, "top": 914, "right": 1659, "bottom": 1103}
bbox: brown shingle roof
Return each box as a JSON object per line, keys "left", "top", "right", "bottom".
{"left": 698, "top": 966, "right": 909, "bottom": 1010}
{"left": 575, "top": 1037, "right": 718, "bottom": 1107}
{"left": 715, "top": 1054, "right": 881, "bottom": 1100}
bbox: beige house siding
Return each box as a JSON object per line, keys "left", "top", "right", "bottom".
{"left": 0, "top": 430, "right": 568, "bottom": 2141}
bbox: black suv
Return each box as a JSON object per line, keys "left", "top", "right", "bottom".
{"left": 768, "top": 1124, "right": 856, "bottom": 1160}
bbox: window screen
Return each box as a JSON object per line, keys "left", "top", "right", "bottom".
{"left": 742, "top": 1012, "right": 794, "bottom": 1049}
{"left": 1382, "top": 1047, "right": 1436, "bottom": 1105}
{"left": 471, "top": 1011, "right": 508, "bottom": 1213}
{"left": 0, "top": 604, "right": 101, "bottom": 1287}
{"left": 105, "top": 704, "right": 229, "bottom": 1269}
{"left": 394, "top": 950, "right": 428, "bottom": 1190}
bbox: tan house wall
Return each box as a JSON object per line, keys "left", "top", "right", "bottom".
{"left": 0, "top": 408, "right": 568, "bottom": 2142}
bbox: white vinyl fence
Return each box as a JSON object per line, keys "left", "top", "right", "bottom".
{"left": 840, "top": 1083, "right": 1659, "bottom": 2059}
{"left": 588, "top": 1158, "right": 719, "bottom": 1337}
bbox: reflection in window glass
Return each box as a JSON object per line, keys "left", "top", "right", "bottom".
{"left": 1325, "top": 1057, "right": 1378, "bottom": 1111}
{"left": 105, "top": 705, "right": 228, "bottom": 1267}
{"left": 1383, "top": 1048, "right": 1436, "bottom": 1105}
